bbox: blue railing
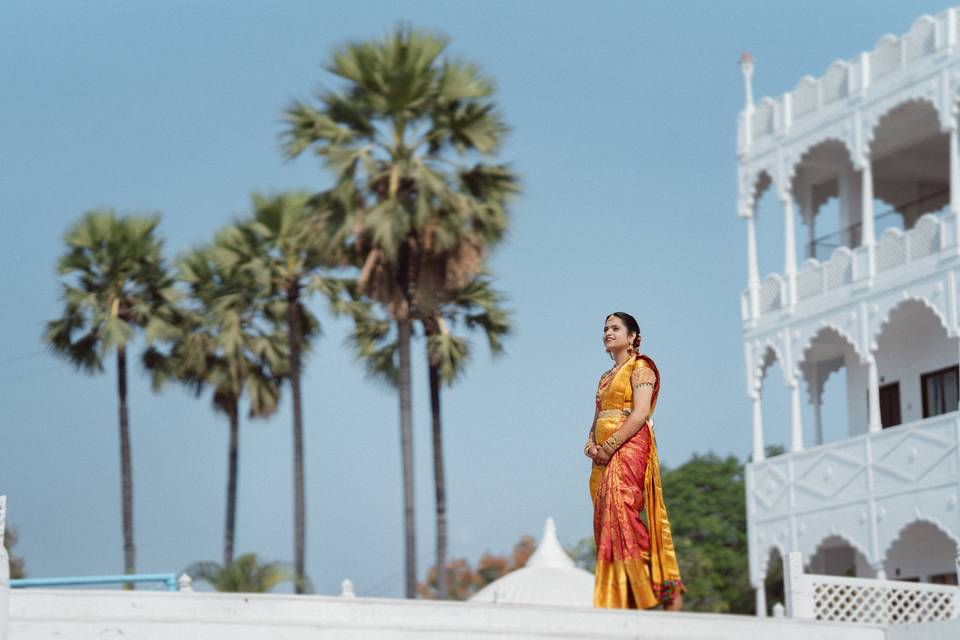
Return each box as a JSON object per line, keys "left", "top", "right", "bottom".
{"left": 10, "top": 573, "right": 178, "bottom": 592}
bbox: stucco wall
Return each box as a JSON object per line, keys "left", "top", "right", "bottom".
{"left": 4, "top": 589, "right": 888, "bottom": 640}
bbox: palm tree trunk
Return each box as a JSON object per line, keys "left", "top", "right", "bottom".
{"left": 397, "top": 318, "right": 416, "bottom": 598}
{"left": 117, "top": 346, "right": 135, "bottom": 585}
{"left": 288, "top": 290, "right": 307, "bottom": 594}
{"left": 428, "top": 358, "right": 448, "bottom": 600}
{"left": 224, "top": 402, "right": 240, "bottom": 567}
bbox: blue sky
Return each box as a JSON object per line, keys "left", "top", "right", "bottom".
{"left": 0, "top": 0, "right": 948, "bottom": 597}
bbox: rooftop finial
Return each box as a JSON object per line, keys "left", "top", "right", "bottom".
{"left": 739, "top": 51, "right": 755, "bottom": 109}
{"left": 527, "top": 517, "right": 575, "bottom": 569}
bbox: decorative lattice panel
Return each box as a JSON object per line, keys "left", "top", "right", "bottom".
{"left": 813, "top": 580, "right": 957, "bottom": 625}
{"left": 753, "top": 102, "right": 775, "bottom": 137}
{"left": 876, "top": 231, "right": 906, "bottom": 271}
{"left": 821, "top": 63, "right": 848, "bottom": 106}
{"left": 871, "top": 37, "right": 902, "bottom": 82}
{"left": 759, "top": 276, "right": 782, "bottom": 313}
{"left": 825, "top": 251, "right": 852, "bottom": 289}
{"left": 908, "top": 216, "right": 940, "bottom": 259}
{"left": 797, "top": 263, "right": 824, "bottom": 299}
{"left": 904, "top": 18, "right": 937, "bottom": 63}
{"left": 793, "top": 78, "right": 818, "bottom": 120}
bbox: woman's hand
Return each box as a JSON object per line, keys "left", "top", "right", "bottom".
{"left": 586, "top": 445, "right": 599, "bottom": 460}
{"left": 593, "top": 446, "right": 612, "bottom": 465}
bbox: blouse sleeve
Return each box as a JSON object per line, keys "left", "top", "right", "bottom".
{"left": 631, "top": 360, "right": 657, "bottom": 387}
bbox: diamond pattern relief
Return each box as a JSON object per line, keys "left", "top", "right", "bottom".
{"left": 794, "top": 450, "right": 866, "bottom": 502}
{"left": 753, "top": 465, "right": 788, "bottom": 513}
{"left": 872, "top": 429, "right": 957, "bottom": 488}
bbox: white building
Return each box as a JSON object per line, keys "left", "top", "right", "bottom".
{"left": 738, "top": 7, "right": 960, "bottom": 616}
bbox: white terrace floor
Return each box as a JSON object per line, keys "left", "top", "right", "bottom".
{"left": 4, "top": 588, "right": 905, "bottom": 640}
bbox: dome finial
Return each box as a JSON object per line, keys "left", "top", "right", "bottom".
{"left": 527, "top": 516, "right": 575, "bottom": 569}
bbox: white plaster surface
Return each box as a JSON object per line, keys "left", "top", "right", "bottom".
{"left": 7, "top": 589, "right": 888, "bottom": 640}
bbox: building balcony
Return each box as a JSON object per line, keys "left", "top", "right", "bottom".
{"left": 745, "top": 411, "right": 960, "bottom": 590}
{"left": 738, "top": 8, "right": 958, "bottom": 156}
{"left": 741, "top": 211, "right": 959, "bottom": 329}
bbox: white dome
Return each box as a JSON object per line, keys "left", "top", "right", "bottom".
{"left": 469, "top": 518, "right": 594, "bottom": 607}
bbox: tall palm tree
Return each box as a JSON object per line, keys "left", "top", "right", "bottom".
{"left": 144, "top": 241, "right": 286, "bottom": 566}
{"left": 44, "top": 210, "right": 177, "bottom": 578}
{"left": 218, "top": 192, "right": 342, "bottom": 593}
{"left": 283, "top": 26, "right": 518, "bottom": 597}
{"left": 423, "top": 277, "right": 509, "bottom": 599}
{"left": 186, "top": 553, "right": 292, "bottom": 593}
{"left": 345, "top": 275, "right": 510, "bottom": 599}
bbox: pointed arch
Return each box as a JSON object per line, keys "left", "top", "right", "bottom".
{"left": 865, "top": 96, "right": 943, "bottom": 155}
{"left": 872, "top": 295, "right": 953, "bottom": 350}
{"left": 799, "top": 322, "right": 866, "bottom": 367}
{"left": 881, "top": 516, "right": 960, "bottom": 561}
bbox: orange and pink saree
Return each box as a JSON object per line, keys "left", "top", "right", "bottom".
{"left": 589, "top": 354, "right": 684, "bottom": 609}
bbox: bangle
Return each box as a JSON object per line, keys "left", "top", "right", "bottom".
{"left": 603, "top": 432, "right": 622, "bottom": 454}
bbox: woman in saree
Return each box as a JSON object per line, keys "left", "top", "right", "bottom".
{"left": 584, "top": 311, "right": 684, "bottom": 610}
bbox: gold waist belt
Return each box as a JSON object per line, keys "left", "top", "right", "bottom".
{"left": 598, "top": 409, "right": 631, "bottom": 419}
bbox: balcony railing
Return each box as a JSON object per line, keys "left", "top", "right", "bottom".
{"left": 743, "top": 211, "right": 957, "bottom": 321}
{"left": 783, "top": 551, "right": 959, "bottom": 625}
{"left": 741, "top": 9, "right": 955, "bottom": 147}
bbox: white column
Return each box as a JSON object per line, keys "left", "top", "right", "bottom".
{"left": 790, "top": 378, "right": 803, "bottom": 452}
{"left": 860, "top": 157, "right": 877, "bottom": 278}
{"left": 755, "top": 584, "right": 767, "bottom": 617}
{"left": 798, "top": 182, "right": 815, "bottom": 260}
{"left": 782, "top": 190, "right": 798, "bottom": 309}
{"left": 949, "top": 122, "right": 960, "bottom": 250}
{"left": 867, "top": 357, "right": 882, "bottom": 433}
{"left": 872, "top": 561, "right": 887, "bottom": 580}
{"left": 813, "top": 384, "right": 824, "bottom": 446}
{"left": 752, "top": 391, "right": 765, "bottom": 462}
{"left": 746, "top": 215, "right": 761, "bottom": 319}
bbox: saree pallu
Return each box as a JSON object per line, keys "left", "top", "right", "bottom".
{"left": 590, "top": 355, "right": 683, "bottom": 609}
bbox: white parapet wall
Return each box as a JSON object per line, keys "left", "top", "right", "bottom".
{"left": 784, "top": 552, "right": 959, "bottom": 626}
{"left": 6, "top": 589, "right": 888, "bottom": 640}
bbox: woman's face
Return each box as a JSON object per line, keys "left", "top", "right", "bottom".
{"left": 603, "top": 315, "right": 634, "bottom": 352}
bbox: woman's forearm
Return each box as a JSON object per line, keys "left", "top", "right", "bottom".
{"left": 602, "top": 410, "right": 649, "bottom": 452}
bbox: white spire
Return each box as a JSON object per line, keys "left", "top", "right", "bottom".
{"left": 526, "top": 517, "right": 575, "bottom": 569}
{"left": 469, "top": 517, "right": 593, "bottom": 606}
{"left": 739, "top": 51, "right": 755, "bottom": 110}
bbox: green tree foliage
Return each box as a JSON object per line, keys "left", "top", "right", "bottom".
{"left": 343, "top": 274, "right": 510, "bottom": 598}
{"left": 284, "top": 25, "right": 519, "bottom": 598}
{"left": 567, "top": 536, "right": 596, "bottom": 573}
{"left": 44, "top": 210, "right": 178, "bottom": 578}
{"left": 144, "top": 240, "right": 286, "bottom": 567}
{"left": 216, "top": 192, "right": 344, "bottom": 594}
{"left": 660, "top": 453, "right": 753, "bottom": 613}
{"left": 186, "top": 553, "right": 293, "bottom": 593}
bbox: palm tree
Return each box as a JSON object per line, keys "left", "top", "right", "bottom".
{"left": 345, "top": 275, "right": 510, "bottom": 599}
{"left": 44, "top": 210, "right": 177, "bottom": 578}
{"left": 144, "top": 241, "right": 286, "bottom": 567}
{"left": 423, "top": 277, "right": 509, "bottom": 599}
{"left": 186, "top": 553, "right": 292, "bottom": 593}
{"left": 283, "top": 26, "right": 518, "bottom": 597}
{"left": 218, "top": 192, "right": 342, "bottom": 593}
